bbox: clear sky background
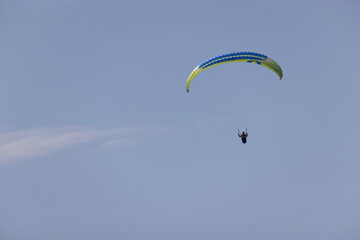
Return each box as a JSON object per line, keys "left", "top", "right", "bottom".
{"left": 1, "top": 0, "right": 360, "bottom": 239}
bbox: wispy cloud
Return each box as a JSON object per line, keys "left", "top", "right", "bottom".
{"left": 0, "top": 125, "right": 172, "bottom": 165}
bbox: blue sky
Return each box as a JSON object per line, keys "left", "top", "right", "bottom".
{"left": 1, "top": 0, "right": 360, "bottom": 239}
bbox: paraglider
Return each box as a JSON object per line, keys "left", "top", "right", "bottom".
{"left": 238, "top": 129, "right": 248, "bottom": 144}
{"left": 185, "top": 51, "right": 283, "bottom": 143}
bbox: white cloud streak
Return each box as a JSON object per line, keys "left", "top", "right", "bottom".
{"left": 0, "top": 125, "right": 171, "bottom": 165}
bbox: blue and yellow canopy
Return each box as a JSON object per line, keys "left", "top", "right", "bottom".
{"left": 186, "top": 52, "right": 283, "bottom": 92}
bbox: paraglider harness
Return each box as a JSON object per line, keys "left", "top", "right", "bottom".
{"left": 238, "top": 129, "right": 248, "bottom": 144}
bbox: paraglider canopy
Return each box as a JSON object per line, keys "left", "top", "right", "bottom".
{"left": 186, "top": 52, "right": 283, "bottom": 92}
